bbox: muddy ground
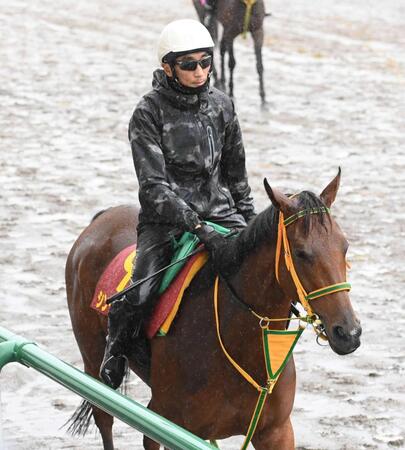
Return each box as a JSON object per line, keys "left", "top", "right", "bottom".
{"left": 0, "top": 0, "right": 404, "bottom": 448}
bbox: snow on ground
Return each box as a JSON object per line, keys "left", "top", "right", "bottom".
{"left": 0, "top": 0, "right": 404, "bottom": 448}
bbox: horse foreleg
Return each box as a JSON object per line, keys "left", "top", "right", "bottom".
{"left": 143, "top": 396, "right": 185, "bottom": 450}
{"left": 251, "top": 418, "right": 294, "bottom": 449}
{"left": 143, "top": 435, "right": 172, "bottom": 450}
{"left": 211, "top": 62, "right": 219, "bottom": 86}
{"left": 143, "top": 399, "right": 162, "bottom": 450}
{"left": 143, "top": 438, "right": 172, "bottom": 450}
{"left": 143, "top": 434, "right": 160, "bottom": 450}
{"left": 252, "top": 27, "right": 266, "bottom": 104}
{"left": 220, "top": 35, "right": 227, "bottom": 89}
{"left": 207, "top": 16, "right": 219, "bottom": 43}
{"left": 228, "top": 38, "right": 236, "bottom": 98}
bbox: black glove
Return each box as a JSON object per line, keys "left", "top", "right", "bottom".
{"left": 193, "top": 223, "right": 226, "bottom": 253}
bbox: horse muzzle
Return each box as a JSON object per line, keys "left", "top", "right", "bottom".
{"left": 326, "top": 319, "right": 362, "bottom": 355}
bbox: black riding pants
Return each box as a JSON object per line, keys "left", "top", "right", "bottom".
{"left": 129, "top": 224, "right": 179, "bottom": 315}
{"left": 130, "top": 214, "right": 247, "bottom": 313}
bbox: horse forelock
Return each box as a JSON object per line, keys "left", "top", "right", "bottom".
{"left": 295, "top": 190, "right": 331, "bottom": 235}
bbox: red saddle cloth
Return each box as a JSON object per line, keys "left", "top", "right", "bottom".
{"left": 91, "top": 244, "right": 208, "bottom": 339}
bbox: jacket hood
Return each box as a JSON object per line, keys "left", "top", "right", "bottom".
{"left": 152, "top": 69, "right": 209, "bottom": 110}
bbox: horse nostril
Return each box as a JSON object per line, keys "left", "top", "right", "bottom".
{"left": 333, "top": 325, "right": 362, "bottom": 342}
{"left": 333, "top": 326, "right": 347, "bottom": 340}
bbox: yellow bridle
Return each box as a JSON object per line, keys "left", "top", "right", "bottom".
{"left": 274, "top": 207, "right": 351, "bottom": 338}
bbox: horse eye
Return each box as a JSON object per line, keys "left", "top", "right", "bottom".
{"left": 294, "top": 249, "right": 311, "bottom": 260}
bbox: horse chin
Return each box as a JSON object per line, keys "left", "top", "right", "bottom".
{"left": 325, "top": 323, "right": 362, "bottom": 355}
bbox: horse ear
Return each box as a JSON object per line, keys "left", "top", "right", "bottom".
{"left": 320, "top": 167, "right": 341, "bottom": 208}
{"left": 264, "top": 178, "right": 297, "bottom": 215}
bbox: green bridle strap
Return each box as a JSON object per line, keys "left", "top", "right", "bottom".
{"left": 240, "top": 388, "right": 268, "bottom": 450}
{"left": 306, "top": 282, "right": 352, "bottom": 301}
{"left": 283, "top": 207, "right": 330, "bottom": 227}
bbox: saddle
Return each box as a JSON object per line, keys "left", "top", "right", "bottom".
{"left": 91, "top": 222, "right": 230, "bottom": 338}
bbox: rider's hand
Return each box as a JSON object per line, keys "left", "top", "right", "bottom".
{"left": 193, "top": 223, "right": 225, "bottom": 253}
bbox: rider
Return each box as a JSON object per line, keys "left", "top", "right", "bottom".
{"left": 100, "top": 18, "right": 255, "bottom": 389}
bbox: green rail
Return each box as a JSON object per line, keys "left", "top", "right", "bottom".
{"left": 0, "top": 326, "right": 216, "bottom": 450}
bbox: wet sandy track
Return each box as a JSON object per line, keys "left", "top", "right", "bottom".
{"left": 0, "top": 0, "right": 404, "bottom": 448}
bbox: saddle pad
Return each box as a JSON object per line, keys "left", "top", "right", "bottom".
{"left": 91, "top": 245, "right": 136, "bottom": 315}
{"left": 90, "top": 244, "right": 208, "bottom": 338}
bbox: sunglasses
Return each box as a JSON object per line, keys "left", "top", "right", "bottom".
{"left": 175, "top": 55, "right": 212, "bottom": 71}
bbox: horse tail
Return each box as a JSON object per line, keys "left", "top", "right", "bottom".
{"left": 91, "top": 208, "right": 111, "bottom": 223}
{"left": 64, "top": 399, "right": 94, "bottom": 436}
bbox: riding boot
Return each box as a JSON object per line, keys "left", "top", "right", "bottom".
{"left": 100, "top": 224, "right": 176, "bottom": 389}
{"left": 100, "top": 296, "right": 145, "bottom": 389}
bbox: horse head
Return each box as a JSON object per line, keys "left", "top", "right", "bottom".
{"left": 264, "top": 169, "right": 362, "bottom": 355}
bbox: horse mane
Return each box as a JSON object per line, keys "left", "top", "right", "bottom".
{"left": 221, "top": 190, "right": 329, "bottom": 272}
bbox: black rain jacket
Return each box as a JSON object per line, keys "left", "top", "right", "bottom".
{"left": 129, "top": 69, "right": 255, "bottom": 232}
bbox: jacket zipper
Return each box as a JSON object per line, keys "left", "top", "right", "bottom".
{"left": 207, "top": 125, "right": 215, "bottom": 166}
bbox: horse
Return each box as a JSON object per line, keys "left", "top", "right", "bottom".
{"left": 65, "top": 170, "right": 361, "bottom": 449}
{"left": 193, "top": 0, "right": 268, "bottom": 104}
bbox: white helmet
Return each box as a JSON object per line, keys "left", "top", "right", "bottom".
{"left": 157, "top": 19, "right": 214, "bottom": 63}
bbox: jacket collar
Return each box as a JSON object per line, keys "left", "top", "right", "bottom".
{"left": 152, "top": 69, "right": 209, "bottom": 110}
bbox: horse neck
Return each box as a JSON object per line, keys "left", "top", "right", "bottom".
{"left": 227, "top": 240, "right": 292, "bottom": 329}
{"left": 212, "top": 239, "right": 292, "bottom": 384}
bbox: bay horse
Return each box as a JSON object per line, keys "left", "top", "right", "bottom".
{"left": 193, "top": 0, "right": 268, "bottom": 103}
{"left": 65, "top": 170, "right": 361, "bottom": 449}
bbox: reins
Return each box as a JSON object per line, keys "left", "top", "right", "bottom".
{"left": 106, "top": 229, "right": 239, "bottom": 305}
{"left": 213, "top": 206, "right": 351, "bottom": 449}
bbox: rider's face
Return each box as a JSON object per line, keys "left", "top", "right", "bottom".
{"left": 163, "top": 51, "right": 211, "bottom": 88}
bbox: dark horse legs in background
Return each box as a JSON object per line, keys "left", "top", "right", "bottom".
{"left": 193, "top": 0, "right": 268, "bottom": 104}
{"left": 220, "top": 26, "right": 265, "bottom": 101}
{"left": 252, "top": 27, "right": 265, "bottom": 101}
{"left": 220, "top": 28, "right": 237, "bottom": 97}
